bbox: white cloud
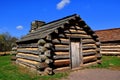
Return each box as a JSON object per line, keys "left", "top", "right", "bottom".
{"left": 16, "top": 25, "right": 23, "bottom": 30}
{"left": 57, "top": 0, "right": 70, "bottom": 10}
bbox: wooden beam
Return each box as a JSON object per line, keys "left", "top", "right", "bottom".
{"left": 17, "top": 48, "right": 38, "bottom": 51}
{"left": 83, "top": 60, "right": 98, "bottom": 67}
{"left": 17, "top": 50, "right": 38, "bottom": 54}
{"left": 16, "top": 58, "right": 49, "bottom": 70}
{"left": 60, "top": 38, "right": 69, "bottom": 42}
{"left": 54, "top": 44, "right": 68, "bottom": 47}
{"left": 67, "top": 29, "right": 85, "bottom": 32}
{"left": 54, "top": 47, "right": 69, "bottom": 51}
{"left": 101, "top": 52, "right": 120, "bottom": 55}
{"left": 54, "top": 59, "right": 70, "bottom": 68}
{"left": 82, "top": 39, "right": 95, "bottom": 44}
{"left": 101, "top": 49, "right": 120, "bottom": 51}
{"left": 82, "top": 49, "right": 97, "bottom": 53}
{"left": 53, "top": 55, "right": 69, "bottom": 60}
{"left": 65, "top": 34, "right": 92, "bottom": 38}
{"left": 83, "top": 52, "right": 96, "bottom": 56}
{"left": 52, "top": 39, "right": 69, "bottom": 45}
{"left": 70, "top": 26, "right": 83, "bottom": 30}
{"left": 16, "top": 53, "right": 40, "bottom": 62}
{"left": 83, "top": 43, "right": 96, "bottom": 46}
{"left": 82, "top": 46, "right": 96, "bottom": 50}
{"left": 101, "top": 45, "right": 120, "bottom": 48}
{"left": 83, "top": 55, "right": 97, "bottom": 63}
{"left": 18, "top": 43, "right": 38, "bottom": 48}
{"left": 54, "top": 52, "right": 69, "bottom": 55}
{"left": 82, "top": 44, "right": 97, "bottom": 49}
{"left": 64, "top": 30, "right": 87, "bottom": 34}
{"left": 16, "top": 58, "right": 39, "bottom": 68}
{"left": 53, "top": 67, "right": 70, "bottom": 73}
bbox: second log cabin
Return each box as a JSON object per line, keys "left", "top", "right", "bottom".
{"left": 96, "top": 28, "right": 120, "bottom": 56}
{"left": 15, "top": 14, "right": 101, "bottom": 75}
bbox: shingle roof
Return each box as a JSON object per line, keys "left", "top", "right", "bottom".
{"left": 95, "top": 28, "right": 120, "bottom": 42}
{"left": 17, "top": 14, "right": 98, "bottom": 43}
{"left": 17, "top": 14, "right": 78, "bottom": 42}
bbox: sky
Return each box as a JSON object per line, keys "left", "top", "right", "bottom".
{"left": 0, "top": 0, "right": 120, "bottom": 38}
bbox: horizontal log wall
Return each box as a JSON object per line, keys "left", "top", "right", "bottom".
{"left": 16, "top": 43, "right": 41, "bottom": 73}
{"left": 52, "top": 25, "right": 100, "bottom": 71}
{"left": 16, "top": 53, "right": 40, "bottom": 62}
{"left": 18, "top": 48, "right": 38, "bottom": 50}
{"left": 82, "top": 37, "right": 100, "bottom": 65}
{"left": 54, "top": 59, "right": 70, "bottom": 68}
{"left": 101, "top": 43, "right": 120, "bottom": 56}
{"left": 16, "top": 21, "right": 101, "bottom": 73}
{"left": 17, "top": 39, "right": 54, "bottom": 75}
{"left": 52, "top": 37, "right": 70, "bottom": 70}
{"left": 18, "top": 43, "right": 38, "bottom": 48}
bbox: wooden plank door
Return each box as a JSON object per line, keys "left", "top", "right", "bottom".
{"left": 70, "top": 39, "right": 81, "bottom": 68}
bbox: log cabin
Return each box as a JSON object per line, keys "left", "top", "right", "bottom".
{"left": 95, "top": 28, "right": 120, "bottom": 56}
{"left": 15, "top": 14, "right": 101, "bottom": 75}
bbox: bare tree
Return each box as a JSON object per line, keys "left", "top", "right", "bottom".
{"left": 0, "top": 32, "right": 18, "bottom": 51}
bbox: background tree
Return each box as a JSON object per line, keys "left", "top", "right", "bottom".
{"left": 0, "top": 32, "right": 18, "bottom": 52}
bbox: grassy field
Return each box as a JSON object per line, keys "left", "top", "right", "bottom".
{"left": 89, "top": 56, "right": 120, "bottom": 70}
{"left": 0, "top": 55, "right": 68, "bottom": 80}
{"left": 0, "top": 55, "right": 120, "bottom": 80}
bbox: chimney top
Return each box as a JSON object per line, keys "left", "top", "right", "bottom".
{"left": 30, "top": 20, "right": 46, "bottom": 32}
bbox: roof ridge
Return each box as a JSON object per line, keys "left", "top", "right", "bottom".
{"left": 95, "top": 28, "right": 120, "bottom": 32}
{"left": 43, "top": 14, "right": 77, "bottom": 25}
{"left": 17, "top": 14, "right": 79, "bottom": 42}
{"left": 30, "top": 14, "right": 78, "bottom": 34}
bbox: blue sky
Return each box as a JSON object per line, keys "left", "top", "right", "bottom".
{"left": 0, "top": 0, "right": 120, "bottom": 38}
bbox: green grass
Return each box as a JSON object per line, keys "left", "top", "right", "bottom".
{"left": 89, "top": 56, "right": 120, "bottom": 70}
{"left": 1, "top": 55, "right": 120, "bottom": 80}
{"left": 0, "top": 55, "right": 68, "bottom": 80}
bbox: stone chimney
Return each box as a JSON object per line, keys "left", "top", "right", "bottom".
{"left": 30, "top": 20, "right": 46, "bottom": 32}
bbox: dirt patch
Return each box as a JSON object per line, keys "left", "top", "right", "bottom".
{"left": 109, "top": 66, "right": 120, "bottom": 71}
{"left": 62, "top": 69, "right": 120, "bottom": 80}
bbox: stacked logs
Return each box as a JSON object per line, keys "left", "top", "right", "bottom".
{"left": 11, "top": 44, "right": 17, "bottom": 61}
{"left": 11, "top": 46, "right": 17, "bottom": 55}
{"left": 101, "top": 44, "right": 120, "bottom": 56}
{"left": 82, "top": 38, "right": 101, "bottom": 65}
{"left": 37, "top": 39, "right": 53, "bottom": 75}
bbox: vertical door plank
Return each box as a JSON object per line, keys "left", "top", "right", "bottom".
{"left": 71, "top": 39, "right": 80, "bottom": 68}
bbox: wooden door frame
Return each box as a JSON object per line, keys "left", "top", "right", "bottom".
{"left": 69, "top": 37, "right": 83, "bottom": 69}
